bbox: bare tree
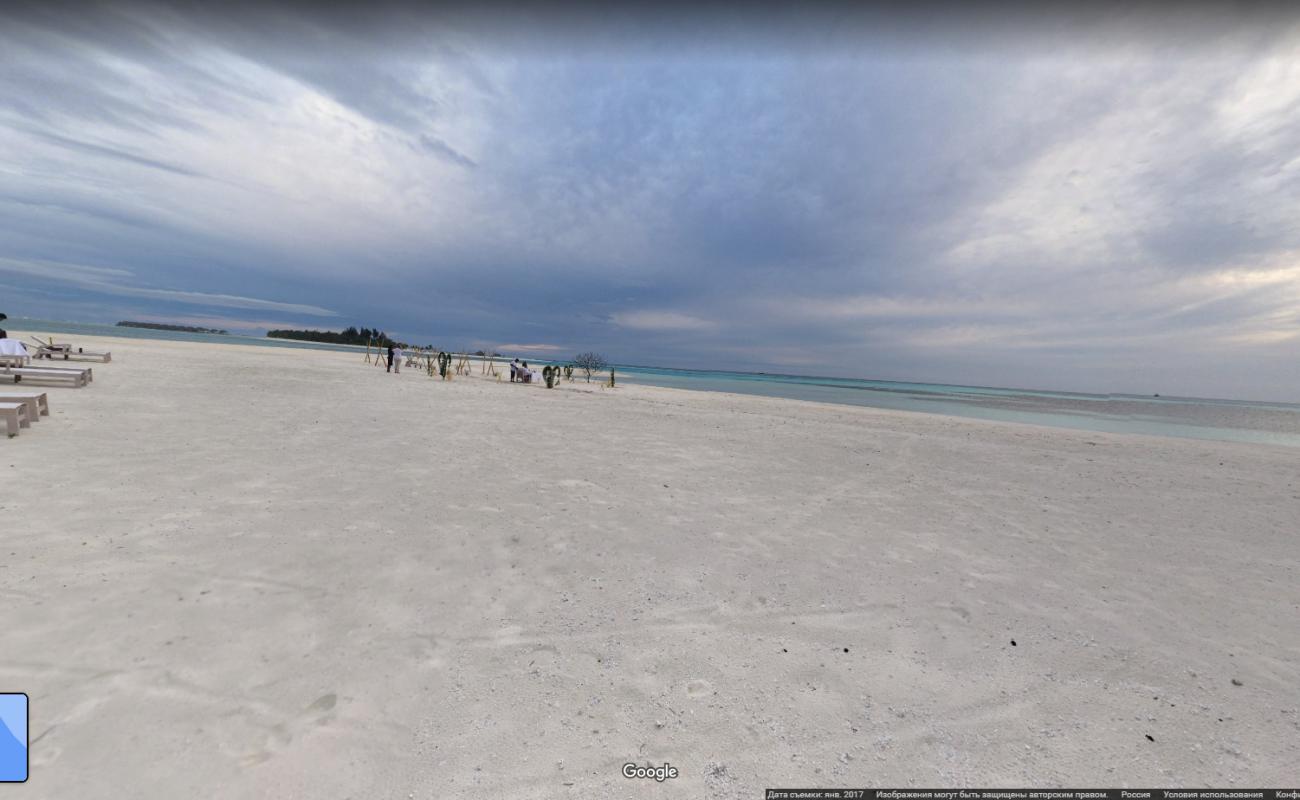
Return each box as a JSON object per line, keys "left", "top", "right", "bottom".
{"left": 573, "top": 352, "right": 607, "bottom": 383}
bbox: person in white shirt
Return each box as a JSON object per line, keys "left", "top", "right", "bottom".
{"left": 392, "top": 345, "right": 404, "bottom": 373}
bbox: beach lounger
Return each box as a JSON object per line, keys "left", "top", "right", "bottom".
{"left": 0, "top": 366, "right": 89, "bottom": 387}
{"left": 0, "top": 391, "right": 49, "bottom": 422}
{"left": 25, "top": 337, "right": 111, "bottom": 363}
{"left": 0, "top": 402, "right": 31, "bottom": 437}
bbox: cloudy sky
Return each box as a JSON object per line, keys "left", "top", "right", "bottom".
{"left": 2, "top": 2, "right": 1298, "bottom": 400}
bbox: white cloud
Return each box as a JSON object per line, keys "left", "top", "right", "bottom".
{"left": 940, "top": 38, "right": 1300, "bottom": 278}
{"left": 610, "top": 310, "right": 717, "bottom": 331}
{"left": 0, "top": 257, "right": 337, "bottom": 316}
{"left": 496, "top": 342, "right": 566, "bottom": 352}
{"left": 121, "top": 314, "right": 338, "bottom": 332}
{"left": 3, "top": 7, "right": 1299, "bottom": 400}
{"left": 754, "top": 294, "right": 1036, "bottom": 322}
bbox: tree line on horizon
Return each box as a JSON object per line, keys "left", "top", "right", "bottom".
{"left": 266, "top": 326, "right": 404, "bottom": 348}
{"left": 118, "top": 320, "right": 228, "bottom": 334}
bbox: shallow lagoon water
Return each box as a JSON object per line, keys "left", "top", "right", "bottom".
{"left": 612, "top": 367, "right": 1300, "bottom": 447}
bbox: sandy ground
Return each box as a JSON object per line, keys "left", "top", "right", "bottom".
{"left": 2, "top": 331, "right": 1298, "bottom": 798}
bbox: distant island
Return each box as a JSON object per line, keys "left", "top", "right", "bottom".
{"left": 118, "top": 321, "right": 229, "bottom": 335}
{"left": 267, "top": 326, "right": 401, "bottom": 348}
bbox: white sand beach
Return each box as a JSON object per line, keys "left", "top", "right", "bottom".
{"left": 3, "top": 332, "right": 1298, "bottom": 798}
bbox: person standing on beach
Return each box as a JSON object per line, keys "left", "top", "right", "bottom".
{"left": 393, "top": 344, "right": 403, "bottom": 374}
{"left": 386, "top": 342, "right": 395, "bottom": 373}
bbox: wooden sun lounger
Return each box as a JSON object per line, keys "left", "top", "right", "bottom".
{"left": 25, "top": 336, "right": 112, "bottom": 363}
{"left": 0, "top": 366, "right": 90, "bottom": 387}
{"left": 30, "top": 344, "right": 112, "bottom": 363}
{"left": 0, "top": 402, "right": 32, "bottom": 437}
{"left": 0, "top": 391, "right": 48, "bottom": 422}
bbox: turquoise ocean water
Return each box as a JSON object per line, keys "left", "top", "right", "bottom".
{"left": 11, "top": 317, "right": 1300, "bottom": 447}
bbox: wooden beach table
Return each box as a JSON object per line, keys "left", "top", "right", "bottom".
{"left": 0, "top": 390, "right": 49, "bottom": 422}
{"left": 0, "top": 401, "right": 32, "bottom": 437}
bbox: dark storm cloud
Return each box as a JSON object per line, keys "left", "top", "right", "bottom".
{"left": 2, "top": 0, "right": 1299, "bottom": 399}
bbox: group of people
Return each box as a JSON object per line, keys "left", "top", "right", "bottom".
{"left": 510, "top": 358, "right": 533, "bottom": 383}
{"left": 380, "top": 348, "right": 569, "bottom": 386}
{"left": 383, "top": 347, "right": 530, "bottom": 381}
{"left": 514, "top": 360, "right": 573, "bottom": 388}
{"left": 385, "top": 342, "right": 404, "bottom": 373}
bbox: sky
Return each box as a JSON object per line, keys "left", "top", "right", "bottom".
{"left": 1, "top": 1, "right": 1298, "bottom": 401}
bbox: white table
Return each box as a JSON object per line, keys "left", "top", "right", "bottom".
{"left": 0, "top": 339, "right": 28, "bottom": 367}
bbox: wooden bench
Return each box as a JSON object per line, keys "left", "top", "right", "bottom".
{"left": 0, "top": 402, "right": 31, "bottom": 437}
{"left": 0, "top": 366, "right": 90, "bottom": 387}
{"left": 0, "top": 390, "right": 49, "bottom": 422}
{"left": 0, "top": 391, "right": 47, "bottom": 419}
{"left": 22, "top": 364, "right": 93, "bottom": 382}
{"left": 5, "top": 366, "right": 91, "bottom": 383}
